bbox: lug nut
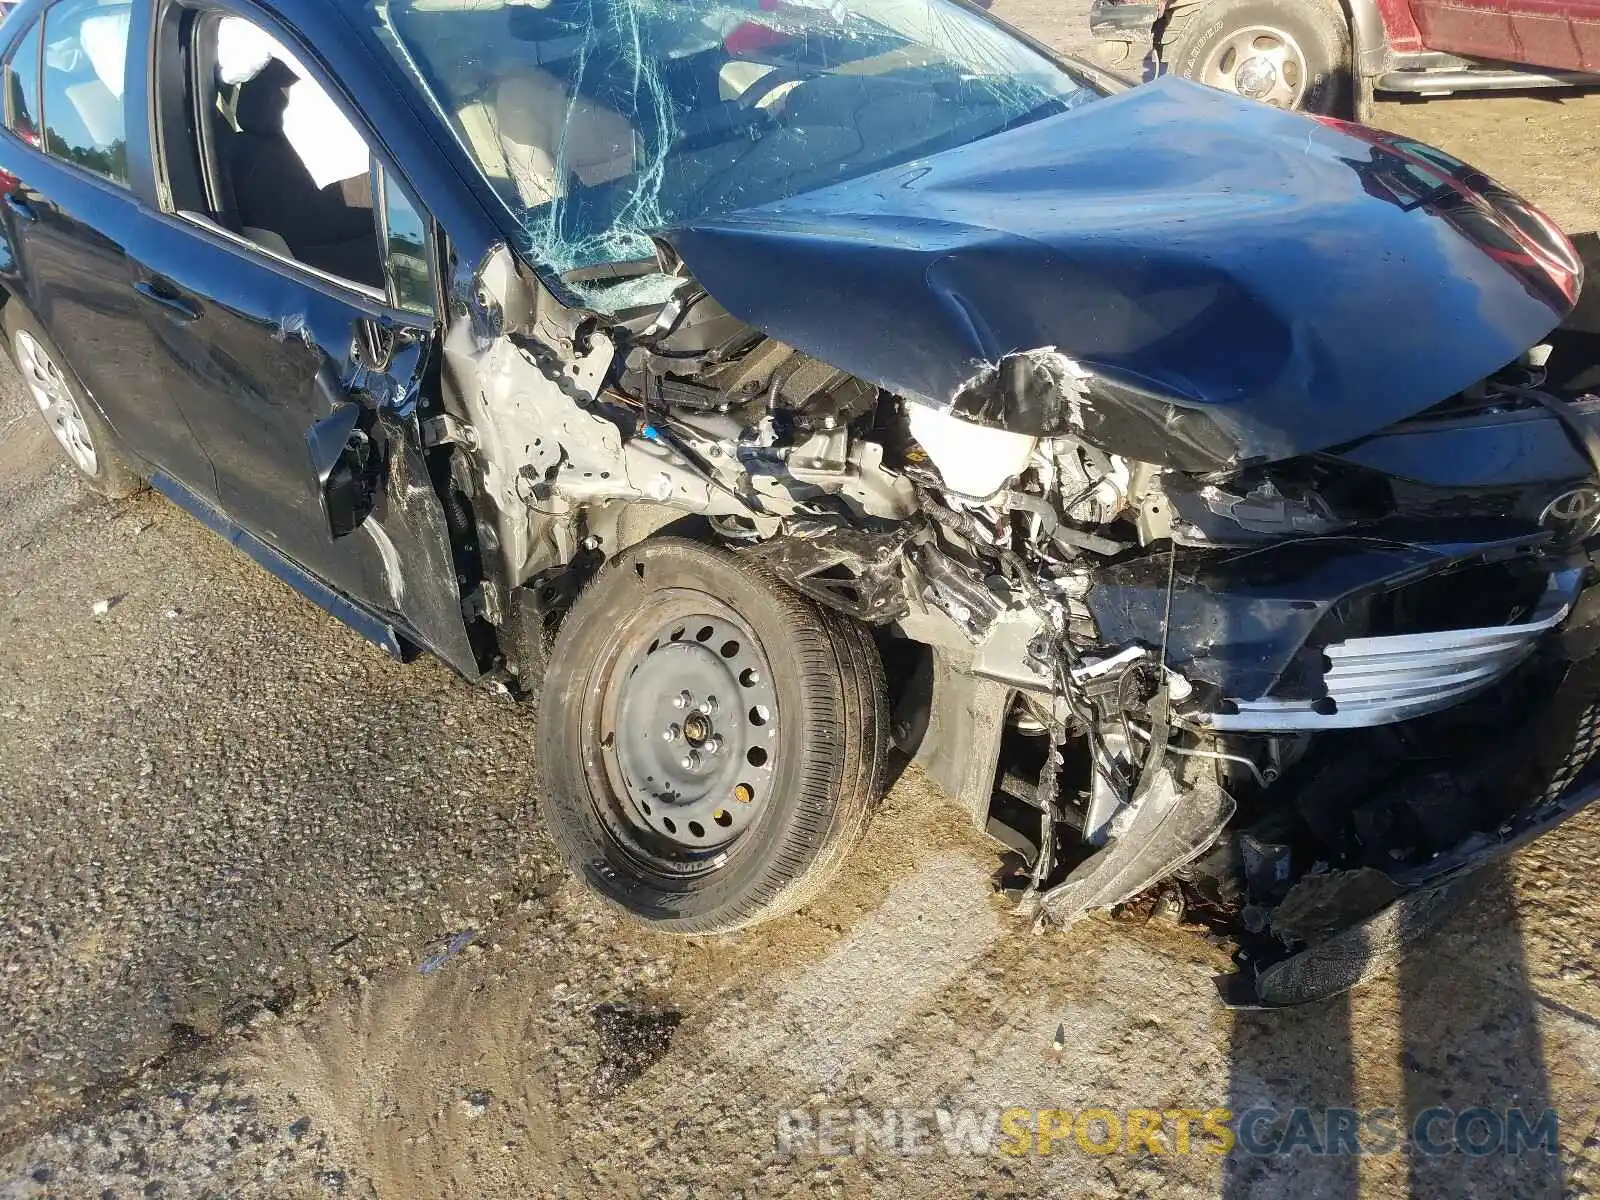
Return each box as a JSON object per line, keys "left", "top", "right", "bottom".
{"left": 663, "top": 724, "right": 681, "bottom": 742}
{"left": 673, "top": 690, "right": 693, "bottom": 709}
{"left": 703, "top": 736, "right": 723, "bottom": 755}
{"left": 681, "top": 751, "right": 702, "bottom": 770}
{"left": 701, "top": 696, "right": 718, "bottom": 715}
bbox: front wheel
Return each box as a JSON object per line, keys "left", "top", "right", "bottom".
{"left": 536, "top": 537, "right": 887, "bottom": 934}
{"left": 1159, "top": 0, "right": 1353, "bottom": 115}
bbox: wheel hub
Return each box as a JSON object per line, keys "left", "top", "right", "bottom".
{"left": 682, "top": 711, "right": 713, "bottom": 747}
{"left": 602, "top": 612, "right": 779, "bottom": 853}
{"left": 1200, "top": 26, "right": 1307, "bottom": 109}
{"left": 1234, "top": 55, "right": 1279, "bottom": 100}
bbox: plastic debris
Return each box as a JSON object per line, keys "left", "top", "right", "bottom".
{"left": 418, "top": 928, "right": 478, "bottom": 974}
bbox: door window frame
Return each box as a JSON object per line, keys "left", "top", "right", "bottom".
{"left": 39, "top": 0, "right": 137, "bottom": 188}
{"left": 3, "top": 15, "right": 41, "bottom": 143}
{"left": 146, "top": 0, "right": 442, "bottom": 317}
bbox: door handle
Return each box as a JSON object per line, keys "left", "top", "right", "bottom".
{"left": 133, "top": 278, "right": 201, "bottom": 323}
{"left": 3, "top": 192, "right": 36, "bottom": 223}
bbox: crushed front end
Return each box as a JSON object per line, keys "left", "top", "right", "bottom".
{"left": 405, "top": 25, "right": 1600, "bottom": 994}
{"left": 892, "top": 361, "right": 1600, "bottom": 1006}
{"left": 458, "top": 242, "right": 1600, "bottom": 1004}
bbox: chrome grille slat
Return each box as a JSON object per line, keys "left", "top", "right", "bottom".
{"left": 1200, "top": 568, "right": 1583, "bottom": 732}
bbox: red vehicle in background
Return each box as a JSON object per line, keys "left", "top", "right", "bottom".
{"left": 1091, "top": 0, "right": 1600, "bottom": 114}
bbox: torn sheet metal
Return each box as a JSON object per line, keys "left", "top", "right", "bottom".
{"left": 669, "top": 77, "right": 1578, "bottom": 469}
{"left": 443, "top": 317, "right": 763, "bottom": 587}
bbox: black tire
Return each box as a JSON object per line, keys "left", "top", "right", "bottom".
{"left": 536, "top": 537, "right": 887, "bottom": 933}
{"left": 1159, "top": 0, "right": 1352, "bottom": 116}
{"left": 3, "top": 304, "right": 143, "bottom": 499}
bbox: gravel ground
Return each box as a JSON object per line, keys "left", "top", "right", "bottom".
{"left": 6, "top": 14, "right": 1600, "bottom": 1198}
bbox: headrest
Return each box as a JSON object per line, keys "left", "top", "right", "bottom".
{"left": 233, "top": 58, "right": 297, "bottom": 135}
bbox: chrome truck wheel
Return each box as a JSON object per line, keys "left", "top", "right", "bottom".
{"left": 1197, "top": 24, "right": 1309, "bottom": 108}
{"left": 1159, "top": 0, "right": 1352, "bottom": 115}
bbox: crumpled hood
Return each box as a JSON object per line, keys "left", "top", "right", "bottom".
{"left": 667, "top": 77, "right": 1581, "bottom": 469}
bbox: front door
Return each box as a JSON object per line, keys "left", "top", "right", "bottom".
{"left": 126, "top": 2, "right": 477, "bottom": 674}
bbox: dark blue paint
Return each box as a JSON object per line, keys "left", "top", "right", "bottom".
{"left": 150, "top": 471, "right": 407, "bottom": 659}
{"left": 1087, "top": 531, "right": 1551, "bottom": 700}
{"left": 0, "top": 0, "right": 1587, "bottom": 699}
{"left": 0, "top": 0, "right": 488, "bottom": 675}
{"left": 1332, "top": 403, "right": 1597, "bottom": 487}
{"left": 669, "top": 77, "right": 1580, "bottom": 468}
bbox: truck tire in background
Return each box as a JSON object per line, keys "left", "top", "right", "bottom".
{"left": 1158, "top": 0, "right": 1353, "bottom": 115}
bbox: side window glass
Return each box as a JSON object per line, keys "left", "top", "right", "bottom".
{"left": 5, "top": 20, "right": 41, "bottom": 145}
{"left": 379, "top": 168, "right": 432, "bottom": 316}
{"left": 41, "top": 0, "right": 132, "bottom": 186}
{"left": 193, "top": 15, "right": 383, "bottom": 291}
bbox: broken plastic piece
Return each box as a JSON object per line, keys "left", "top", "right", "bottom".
{"left": 1037, "top": 766, "right": 1234, "bottom": 926}
{"left": 418, "top": 928, "right": 479, "bottom": 973}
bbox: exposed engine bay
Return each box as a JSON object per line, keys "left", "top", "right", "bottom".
{"left": 430, "top": 224, "right": 1600, "bottom": 1004}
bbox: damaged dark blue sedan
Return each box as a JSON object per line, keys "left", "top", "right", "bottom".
{"left": 8, "top": 0, "right": 1600, "bottom": 1004}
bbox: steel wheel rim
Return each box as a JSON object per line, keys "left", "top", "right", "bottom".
{"left": 15, "top": 330, "right": 97, "bottom": 474}
{"left": 583, "top": 591, "right": 781, "bottom": 870}
{"left": 1198, "top": 25, "right": 1308, "bottom": 108}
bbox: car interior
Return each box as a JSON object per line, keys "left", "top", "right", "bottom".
{"left": 30, "top": 0, "right": 132, "bottom": 179}
{"left": 217, "top": 54, "right": 383, "bottom": 287}
{"left": 161, "top": 10, "right": 385, "bottom": 291}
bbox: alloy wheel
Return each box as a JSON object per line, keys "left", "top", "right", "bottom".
{"left": 15, "top": 330, "right": 97, "bottom": 475}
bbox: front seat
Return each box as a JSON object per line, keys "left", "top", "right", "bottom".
{"left": 227, "top": 60, "right": 383, "bottom": 288}
{"left": 493, "top": 69, "right": 634, "bottom": 210}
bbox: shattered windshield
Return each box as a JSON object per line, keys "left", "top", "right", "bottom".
{"left": 366, "top": 0, "right": 1093, "bottom": 309}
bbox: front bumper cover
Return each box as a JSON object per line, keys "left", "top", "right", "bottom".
{"left": 1223, "top": 751, "right": 1600, "bottom": 1007}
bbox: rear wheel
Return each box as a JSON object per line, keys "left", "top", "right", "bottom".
{"left": 5, "top": 306, "right": 143, "bottom": 498}
{"left": 1159, "top": 0, "right": 1352, "bottom": 115}
{"left": 536, "top": 537, "right": 887, "bottom": 933}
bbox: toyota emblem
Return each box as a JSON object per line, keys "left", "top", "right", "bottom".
{"left": 1539, "top": 485, "right": 1600, "bottom": 543}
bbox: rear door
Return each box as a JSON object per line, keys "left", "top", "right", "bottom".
{"left": 129, "top": 1, "right": 476, "bottom": 674}
{"left": 1411, "top": 0, "right": 1600, "bottom": 71}
{"left": 0, "top": 0, "right": 216, "bottom": 493}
